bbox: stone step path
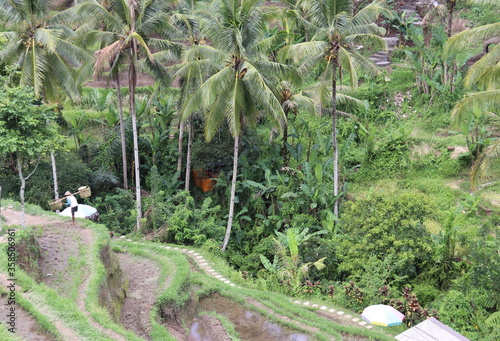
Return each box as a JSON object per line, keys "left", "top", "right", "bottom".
{"left": 370, "top": 0, "right": 436, "bottom": 67}
{"left": 370, "top": 36, "right": 400, "bottom": 67}
{"left": 121, "top": 237, "right": 375, "bottom": 331}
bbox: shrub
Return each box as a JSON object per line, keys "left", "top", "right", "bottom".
{"left": 166, "top": 194, "right": 224, "bottom": 247}
{"left": 92, "top": 188, "right": 135, "bottom": 235}
{"left": 335, "top": 192, "right": 434, "bottom": 281}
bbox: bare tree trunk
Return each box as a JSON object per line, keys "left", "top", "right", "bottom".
{"left": 185, "top": 117, "right": 193, "bottom": 191}
{"left": 16, "top": 157, "right": 26, "bottom": 229}
{"left": 446, "top": 0, "right": 455, "bottom": 37}
{"left": 51, "top": 151, "right": 59, "bottom": 203}
{"left": 222, "top": 134, "right": 239, "bottom": 251}
{"left": 130, "top": 43, "right": 142, "bottom": 231}
{"left": 116, "top": 75, "right": 129, "bottom": 190}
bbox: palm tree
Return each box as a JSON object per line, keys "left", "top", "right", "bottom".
{"left": 279, "top": 0, "right": 389, "bottom": 218}
{"left": 182, "top": 0, "right": 293, "bottom": 251}
{"left": 0, "top": 0, "right": 90, "bottom": 99}
{"left": 68, "top": 0, "right": 182, "bottom": 230}
{"left": 172, "top": 0, "right": 203, "bottom": 190}
{"left": 444, "top": 22, "right": 500, "bottom": 189}
{"left": 0, "top": 0, "right": 91, "bottom": 205}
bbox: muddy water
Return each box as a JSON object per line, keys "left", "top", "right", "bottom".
{"left": 188, "top": 293, "right": 310, "bottom": 341}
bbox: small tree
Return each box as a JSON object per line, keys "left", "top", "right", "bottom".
{"left": 0, "top": 78, "right": 62, "bottom": 227}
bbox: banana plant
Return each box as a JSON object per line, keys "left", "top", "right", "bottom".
{"left": 260, "top": 227, "right": 326, "bottom": 292}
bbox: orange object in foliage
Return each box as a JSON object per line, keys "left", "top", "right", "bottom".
{"left": 192, "top": 169, "right": 219, "bottom": 192}
{"left": 200, "top": 178, "right": 215, "bottom": 192}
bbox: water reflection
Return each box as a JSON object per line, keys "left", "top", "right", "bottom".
{"left": 188, "top": 293, "right": 310, "bottom": 341}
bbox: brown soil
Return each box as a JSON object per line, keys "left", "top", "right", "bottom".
{"left": 117, "top": 252, "right": 161, "bottom": 340}
{"left": 37, "top": 223, "right": 84, "bottom": 289}
{"left": 84, "top": 70, "right": 156, "bottom": 88}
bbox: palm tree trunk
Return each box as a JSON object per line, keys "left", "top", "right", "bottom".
{"left": 130, "top": 43, "right": 142, "bottom": 231}
{"left": 116, "top": 74, "right": 129, "bottom": 190}
{"left": 331, "top": 57, "right": 339, "bottom": 219}
{"left": 177, "top": 120, "right": 185, "bottom": 175}
{"left": 222, "top": 134, "right": 240, "bottom": 251}
{"left": 282, "top": 110, "right": 289, "bottom": 167}
{"left": 185, "top": 117, "right": 193, "bottom": 191}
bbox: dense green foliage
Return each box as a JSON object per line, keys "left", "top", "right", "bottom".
{"left": 1, "top": 0, "right": 499, "bottom": 339}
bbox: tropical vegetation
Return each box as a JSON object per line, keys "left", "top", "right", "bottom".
{"left": 1, "top": 0, "right": 499, "bottom": 339}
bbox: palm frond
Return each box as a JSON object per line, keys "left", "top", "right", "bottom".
{"left": 204, "top": 78, "right": 236, "bottom": 140}
{"left": 278, "top": 40, "right": 328, "bottom": 64}
{"left": 128, "top": 32, "right": 154, "bottom": 62}
{"left": 79, "top": 30, "right": 121, "bottom": 48}
{"left": 54, "top": 38, "right": 92, "bottom": 68}
{"left": 34, "top": 28, "right": 58, "bottom": 52}
{"left": 351, "top": 0, "right": 392, "bottom": 27}
{"left": 205, "top": 65, "right": 236, "bottom": 104}
{"left": 181, "top": 44, "right": 228, "bottom": 64}
{"left": 253, "top": 60, "right": 298, "bottom": 85}
{"left": 444, "top": 22, "right": 500, "bottom": 57}
{"left": 182, "top": 65, "right": 233, "bottom": 121}
{"left": 244, "top": 61, "right": 287, "bottom": 131}
{"left": 137, "top": 57, "right": 170, "bottom": 88}
{"left": 46, "top": 52, "right": 79, "bottom": 99}
{"left": 0, "top": 37, "right": 23, "bottom": 64}
{"left": 471, "top": 139, "right": 500, "bottom": 189}
{"left": 75, "top": 60, "right": 95, "bottom": 88}
{"left": 290, "top": 93, "right": 317, "bottom": 115}
{"left": 464, "top": 44, "right": 500, "bottom": 90}
{"left": 338, "top": 45, "right": 359, "bottom": 87}
{"left": 451, "top": 90, "right": 500, "bottom": 126}
{"left": 94, "top": 40, "right": 124, "bottom": 76}
{"left": 147, "top": 38, "right": 183, "bottom": 56}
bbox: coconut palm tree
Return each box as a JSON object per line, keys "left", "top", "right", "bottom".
{"left": 444, "top": 22, "right": 500, "bottom": 189}
{"left": 172, "top": 0, "right": 203, "bottom": 190}
{"left": 278, "top": 0, "right": 389, "bottom": 218}
{"left": 182, "top": 0, "right": 293, "bottom": 251}
{"left": 0, "top": 0, "right": 90, "bottom": 99}
{"left": 67, "top": 0, "right": 182, "bottom": 230}
{"left": 0, "top": 0, "right": 91, "bottom": 204}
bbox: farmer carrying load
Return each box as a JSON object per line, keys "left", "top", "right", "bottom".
{"left": 64, "top": 191, "right": 78, "bottom": 224}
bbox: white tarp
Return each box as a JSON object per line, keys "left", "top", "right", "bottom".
{"left": 59, "top": 204, "right": 99, "bottom": 221}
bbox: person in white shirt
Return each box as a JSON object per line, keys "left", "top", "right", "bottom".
{"left": 64, "top": 191, "right": 78, "bottom": 224}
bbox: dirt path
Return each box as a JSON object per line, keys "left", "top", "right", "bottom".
{"left": 0, "top": 208, "right": 64, "bottom": 227}
{"left": 117, "top": 252, "right": 161, "bottom": 340}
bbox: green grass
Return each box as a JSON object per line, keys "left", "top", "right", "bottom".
{"left": 0, "top": 286, "right": 63, "bottom": 341}
{"left": 0, "top": 322, "right": 22, "bottom": 341}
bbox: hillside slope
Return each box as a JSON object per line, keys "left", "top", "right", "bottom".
{"left": 0, "top": 208, "right": 399, "bottom": 341}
